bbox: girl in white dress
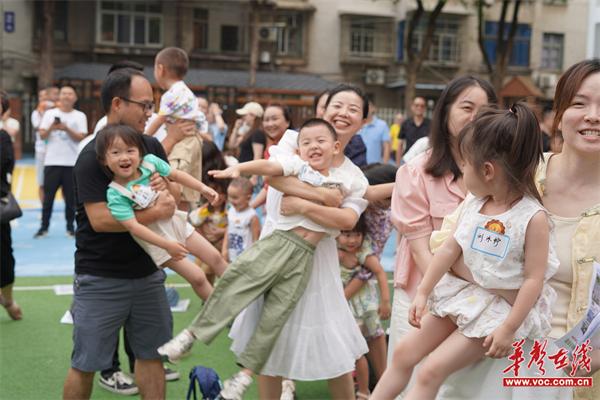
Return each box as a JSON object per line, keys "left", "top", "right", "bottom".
{"left": 372, "top": 103, "right": 559, "bottom": 400}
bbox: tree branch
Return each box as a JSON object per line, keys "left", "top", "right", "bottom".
{"left": 497, "top": 0, "right": 509, "bottom": 66}
{"left": 406, "top": 0, "right": 425, "bottom": 63}
{"left": 415, "top": 0, "right": 446, "bottom": 70}
{"left": 477, "top": 0, "right": 493, "bottom": 75}
{"left": 504, "top": 0, "right": 522, "bottom": 66}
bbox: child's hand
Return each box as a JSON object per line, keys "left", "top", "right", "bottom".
{"left": 166, "top": 241, "right": 188, "bottom": 261}
{"left": 208, "top": 166, "right": 240, "bottom": 179}
{"left": 149, "top": 172, "right": 168, "bottom": 192}
{"left": 201, "top": 185, "right": 219, "bottom": 205}
{"left": 378, "top": 300, "right": 391, "bottom": 320}
{"left": 408, "top": 292, "right": 428, "bottom": 328}
{"left": 483, "top": 324, "right": 515, "bottom": 358}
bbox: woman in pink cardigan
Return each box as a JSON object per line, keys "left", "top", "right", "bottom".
{"left": 388, "top": 76, "right": 497, "bottom": 361}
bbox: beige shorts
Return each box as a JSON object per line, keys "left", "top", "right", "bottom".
{"left": 133, "top": 210, "right": 195, "bottom": 266}
{"left": 169, "top": 135, "right": 202, "bottom": 204}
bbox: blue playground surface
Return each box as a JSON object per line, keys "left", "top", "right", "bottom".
{"left": 11, "top": 158, "right": 397, "bottom": 278}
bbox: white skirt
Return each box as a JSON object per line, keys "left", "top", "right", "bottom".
{"left": 229, "top": 236, "right": 368, "bottom": 380}
{"left": 429, "top": 274, "right": 556, "bottom": 340}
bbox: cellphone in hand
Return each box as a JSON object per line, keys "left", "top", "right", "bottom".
{"left": 54, "top": 116, "right": 61, "bottom": 124}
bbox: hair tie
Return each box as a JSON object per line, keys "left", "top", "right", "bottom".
{"left": 509, "top": 104, "right": 517, "bottom": 114}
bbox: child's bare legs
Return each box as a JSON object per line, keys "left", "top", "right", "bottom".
{"left": 370, "top": 314, "right": 456, "bottom": 400}
{"left": 355, "top": 356, "right": 370, "bottom": 396}
{"left": 186, "top": 232, "right": 228, "bottom": 277}
{"left": 404, "top": 330, "right": 487, "bottom": 400}
{"left": 164, "top": 258, "right": 212, "bottom": 300}
{"left": 195, "top": 258, "right": 215, "bottom": 285}
{"left": 366, "top": 334, "right": 387, "bottom": 381}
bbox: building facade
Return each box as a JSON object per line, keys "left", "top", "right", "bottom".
{"left": 0, "top": 0, "right": 591, "bottom": 152}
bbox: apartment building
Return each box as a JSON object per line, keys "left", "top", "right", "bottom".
{"left": 0, "top": 0, "right": 591, "bottom": 150}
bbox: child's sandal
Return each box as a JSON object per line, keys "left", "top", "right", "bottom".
{"left": 356, "top": 391, "right": 370, "bottom": 400}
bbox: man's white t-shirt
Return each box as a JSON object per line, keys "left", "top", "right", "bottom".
{"left": 40, "top": 108, "right": 88, "bottom": 167}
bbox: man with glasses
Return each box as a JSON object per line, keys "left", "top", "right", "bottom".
{"left": 63, "top": 66, "right": 188, "bottom": 400}
{"left": 399, "top": 96, "right": 430, "bottom": 156}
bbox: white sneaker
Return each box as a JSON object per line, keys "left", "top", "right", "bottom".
{"left": 97, "top": 371, "right": 139, "bottom": 395}
{"left": 280, "top": 379, "right": 295, "bottom": 400}
{"left": 157, "top": 329, "right": 195, "bottom": 363}
{"left": 219, "top": 372, "right": 253, "bottom": 400}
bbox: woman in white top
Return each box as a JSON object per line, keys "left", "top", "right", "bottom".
{"left": 229, "top": 84, "right": 372, "bottom": 399}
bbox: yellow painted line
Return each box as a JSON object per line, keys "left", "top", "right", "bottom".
{"left": 13, "top": 165, "right": 62, "bottom": 209}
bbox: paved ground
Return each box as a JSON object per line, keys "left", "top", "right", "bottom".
{"left": 11, "top": 158, "right": 397, "bottom": 277}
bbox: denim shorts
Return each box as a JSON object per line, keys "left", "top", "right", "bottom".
{"left": 70, "top": 270, "right": 172, "bottom": 372}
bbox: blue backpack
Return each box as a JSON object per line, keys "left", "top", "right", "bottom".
{"left": 187, "top": 366, "right": 223, "bottom": 400}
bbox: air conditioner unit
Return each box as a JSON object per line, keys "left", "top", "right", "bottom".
{"left": 260, "top": 51, "right": 271, "bottom": 64}
{"left": 365, "top": 69, "right": 386, "bottom": 86}
{"left": 258, "top": 26, "right": 278, "bottom": 42}
{"left": 538, "top": 73, "right": 558, "bottom": 89}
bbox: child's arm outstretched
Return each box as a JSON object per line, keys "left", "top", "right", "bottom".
{"left": 145, "top": 114, "right": 167, "bottom": 136}
{"left": 363, "top": 254, "right": 392, "bottom": 320}
{"left": 119, "top": 217, "right": 188, "bottom": 261}
{"left": 167, "top": 168, "right": 219, "bottom": 205}
{"left": 208, "top": 159, "right": 284, "bottom": 180}
{"left": 410, "top": 233, "right": 462, "bottom": 328}
{"left": 483, "top": 211, "right": 549, "bottom": 359}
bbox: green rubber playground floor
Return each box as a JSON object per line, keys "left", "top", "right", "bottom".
{"left": 2, "top": 274, "right": 393, "bottom": 400}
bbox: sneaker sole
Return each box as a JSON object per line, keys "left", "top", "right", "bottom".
{"left": 97, "top": 380, "right": 139, "bottom": 396}
{"left": 165, "top": 372, "right": 180, "bottom": 381}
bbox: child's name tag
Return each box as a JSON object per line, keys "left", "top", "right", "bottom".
{"left": 131, "top": 185, "right": 158, "bottom": 209}
{"left": 470, "top": 227, "right": 510, "bottom": 259}
{"left": 298, "top": 165, "right": 325, "bottom": 186}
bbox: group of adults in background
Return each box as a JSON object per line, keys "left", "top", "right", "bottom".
{"left": 1, "top": 55, "right": 599, "bottom": 400}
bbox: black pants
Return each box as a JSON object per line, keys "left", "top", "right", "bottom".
{"left": 41, "top": 166, "right": 75, "bottom": 231}
{"left": 102, "top": 329, "right": 136, "bottom": 377}
{"left": 0, "top": 222, "right": 15, "bottom": 287}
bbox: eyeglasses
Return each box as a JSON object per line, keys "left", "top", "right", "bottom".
{"left": 120, "top": 97, "right": 155, "bottom": 113}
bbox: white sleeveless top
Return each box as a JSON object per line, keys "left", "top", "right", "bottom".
{"left": 455, "top": 194, "right": 559, "bottom": 289}
{"left": 227, "top": 207, "right": 257, "bottom": 261}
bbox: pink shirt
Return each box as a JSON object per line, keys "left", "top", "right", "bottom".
{"left": 391, "top": 151, "right": 465, "bottom": 297}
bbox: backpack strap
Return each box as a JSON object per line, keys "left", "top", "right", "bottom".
{"left": 108, "top": 181, "right": 136, "bottom": 202}
{"left": 186, "top": 367, "right": 199, "bottom": 400}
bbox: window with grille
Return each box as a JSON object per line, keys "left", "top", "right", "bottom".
{"left": 541, "top": 33, "right": 563, "bottom": 70}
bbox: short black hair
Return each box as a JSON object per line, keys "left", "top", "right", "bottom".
{"left": 108, "top": 61, "right": 144, "bottom": 74}
{"left": 343, "top": 214, "right": 368, "bottom": 235}
{"left": 299, "top": 118, "right": 338, "bottom": 141}
{"left": 362, "top": 163, "right": 398, "bottom": 185}
{"left": 156, "top": 47, "right": 189, "bottom": 79}
{"left": 100, "top": 68, "right": 146, "bottom": 114}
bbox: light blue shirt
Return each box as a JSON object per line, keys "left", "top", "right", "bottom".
{"left": 358, "top": 116, "right": 390, "bottom": 164}
{"left": 209, "top": 122, "right": 228, "bottom": 151}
